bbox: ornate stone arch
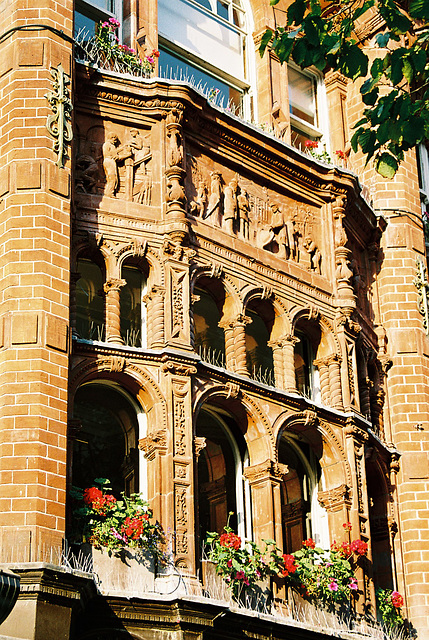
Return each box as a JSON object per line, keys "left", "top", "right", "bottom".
{"left": 192, "top": 382, "right": 274, "bottom": 463}
{"left": 116, "top": 241, "right": 164, "bottom": 288}
{"left": 190, "top": 264, "right": 242, "bottom": 318}
{"left": 290, "top": 305, "right": 341, "bottom": 355}
{"left": 69, "top": 357, "right": 167, "bottom": 433}
{"left": 273, "top": 410, "right": 352, "bottom": 489}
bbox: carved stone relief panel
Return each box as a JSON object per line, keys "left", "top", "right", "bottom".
{"left": 74, "top": 116, "right": 156, "bottom": 206}
{"left": 186, "top": 152, "right": 323, "bottom": 273}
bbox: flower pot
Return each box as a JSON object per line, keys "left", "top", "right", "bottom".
{"left": 79, "top": 544, "right": 155, "bottom": 596}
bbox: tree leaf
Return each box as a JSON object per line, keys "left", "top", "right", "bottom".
{"left": 287, "top": 0, "right": 306, "bottom": 26}
{"left": 376, "top": 32, "right": 390, "bottom": 48}
{"left": 409, "top": 0, "right": 429, "bottom": 18}
{"left": 376, "top": 152, "right": 398, "bottom": 178}
{"left": 259, "top": 29, "right": 272, "bottom": 57}
{"left": 403, "top": 58, "right": 414, "bottom": 84}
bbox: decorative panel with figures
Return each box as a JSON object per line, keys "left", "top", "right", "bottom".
{"left": 186, "top": 152, "right": 324, "bottom": 275}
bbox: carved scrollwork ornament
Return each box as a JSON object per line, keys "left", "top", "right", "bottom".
{"left": 194, "top": 436, "right": 206, "bottom": 458}
{"left": 161, "top": 360, "right": 197, "bottom": 376}
{"left": 225, "top": 381, "right": 240, "bottom": 399}
{"left": 45, "top": 63, "right": 73, "bottom": 168}
{"left": 414, "top": 259, "right": 429, "bottom": 333}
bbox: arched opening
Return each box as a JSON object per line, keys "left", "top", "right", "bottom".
{"left": 193, "top": 278, "right": 226, "bottom": 367}
{"left": 294, "top": 318, "right": 322, "bottom": 402}
{"left": 196, "top": 405, "right": 249, "bottom": 547}
{"left": 245, "top": 298, "right": 275, "bottom": 385}
{"left": 75, "top": 256, "right": 105, "bottom": 341}
{"left": 120, "top": 259, "right": 148, "bottom": 348}
{"left": 72, "top": 382, "right": 141, "bottom": 496}
{"left": 366, "top": 461, "right": 394, "bottom": 590}
{"left": 278, "top": 432, "right": 329, "bottom": 552}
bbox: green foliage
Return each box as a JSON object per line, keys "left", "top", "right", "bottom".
{"left": 376, "top": 588, "right": 405, "bottom": 627}
{"left": 205, "top": 525, "right": 275, "bottom": 597}
{"left": 70, "top": 482, "right": 165, "bottom": 557}
{"left": 260, "top": 0, "right": 429, "bottom": 177}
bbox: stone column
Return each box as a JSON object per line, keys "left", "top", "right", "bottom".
{"left": 282, "top": 334, "right": 299, "bottom": 393}
{"left": 243, "top": 460, "right": 288, "bottom": 546}
{"left": 103, "top": 278, "right": 126, "bottom": 344}
{"left": 143, "top": 285, "right": 165, "bottom": 348}
{"left": 344, "top": 420, "right": 372, "bottom": 615}
{"left": 232, "top": 315, "right": 251, "bottom": 377}
{"left": 268, "top": 339, "right": 285, "bottom": 389}
{"left": 327, "top": 353, "right": 344, "bottom": 410}
{"left": 314, "top": 357, "right": 330, "bottom": 406}
{"left": 221, "top": 322, "right": 236, "bottom": 371}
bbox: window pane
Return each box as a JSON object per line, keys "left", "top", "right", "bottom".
{"left": 75, "top": 10, "right": 97, "bottom": 36}
{"left": 121, "top": 266, "right": 145, "bottom": 348}
{"left": 217, "top": 0, "right": 229, "bottom": 20}
{"left": 75, "top": 259, "right": 105, "bottom": 341}
{"left": 195, "top": 0, "right": 212, "bottom": 9}
{"left": 159, "top": 48, "right": 242, "bottom": 112}
{"left": 288, "top": 67, "right": 317, "bottom": 126}
{"left": 290, "top": 126, "right": 319, "bottom": 151}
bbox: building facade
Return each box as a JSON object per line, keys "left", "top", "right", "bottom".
{"left": 0, "top": 0, "right": 429, "bottom": 638}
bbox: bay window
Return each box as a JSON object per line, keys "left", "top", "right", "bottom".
{"left": 158, "top": 0, "right": 253, "bottom": 117}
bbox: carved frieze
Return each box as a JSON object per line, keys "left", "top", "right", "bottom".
{"left": 74, "top": 120, "right": 153, "bottom": 203}
{"left": 186, "top": 154, "right": 323, "bottom": 272}
{"left": 243, "top": 460, "right": 289, "bottom": 484}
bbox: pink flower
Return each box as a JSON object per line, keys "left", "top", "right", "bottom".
{"left": 146, "top": 55, "right": 155, "bottom": 64}
{"left": 227, "top": 559, "right": 232, "bottom": 568}
{"left": 328, "top": 580, "right": 338, "bottom": 592}
{"left": 349, "top": 578, "right": 358, "bottom": 590}
{"left": 235, "top": 571, "right": 245, "bottom": 580}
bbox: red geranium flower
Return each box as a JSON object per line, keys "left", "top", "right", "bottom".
{"left": 391, "top": 591, "right": 404, "bottom": 608}
{"left": 219, "top": 532, "right": 241, "bottom": 550}
{"left": 281, "top": 553, "right": 297, "bottom": 577}
{"left": 303, "top": 538, "right": 316, "bottom": 549}
{"left": 350, "top": 539, "right": 368, "bottom": 555}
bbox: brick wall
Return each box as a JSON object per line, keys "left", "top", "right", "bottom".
{"left": 0, "top": 0, "right": 73, "bottom": 561}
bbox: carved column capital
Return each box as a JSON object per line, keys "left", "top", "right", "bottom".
{"left": 103, "top": 278, "right": 127, "bottom": 294}
{"left": 139, "top": 429, "right": 168, "bottom": 460}
{"left": 318, "top": 484, "right": 352, "bottom": 511}
{"left": 243, "top": 459, "right": 289, "bottom": 485}
{"left": 194, "top": 436, "right": 206, "bottom": 459}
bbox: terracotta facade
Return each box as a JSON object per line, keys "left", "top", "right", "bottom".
{"left": 0, "top": 0, "right": 429, "bottom": 638}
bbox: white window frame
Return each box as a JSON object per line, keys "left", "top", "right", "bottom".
{"left": 75, "top": 0, "right": 123, "bottom": 40}
{"left": 158, "top": 0, "right": 256, "bottom": 120}
{"left": 418, "top": 143, "right": 429, "bottom": 216}
{"left": 288, "top": 63, "right": 330, "bottom": 152}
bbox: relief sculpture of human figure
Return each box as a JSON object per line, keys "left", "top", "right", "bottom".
{"left": 303, "top": 236, "right": 322, "bottom": 274}
{"left": 102, "top": 132, "right": 120, "bottom": 197}
{"left": 237, "top": 188, "right": 250, "bottom": 240}
{"left": 223, "top": 178, "right": 238, "bottom": 235}
{"left": 270, "top": 203, "right": 289, "bottom": 259}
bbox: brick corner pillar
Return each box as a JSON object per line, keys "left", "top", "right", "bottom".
{"left": 0, "top": 0, "right": 74, "bottom": 562}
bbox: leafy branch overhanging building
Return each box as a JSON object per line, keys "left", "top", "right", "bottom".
{"left": 0, "top": 0, "right": 429, "bottom": 638}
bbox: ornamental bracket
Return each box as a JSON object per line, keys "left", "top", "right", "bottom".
{"left": 45, "top": 63, "right": 73, "bottom": 169}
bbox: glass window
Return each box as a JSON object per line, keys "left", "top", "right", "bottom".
{"left": 159, "top": 48, "right": 243, "bottom": 111}
{"left": 288, "top": 65, "right": 329, "bottom": 153}
{"left": 158, "top": 0, "right": 251, "bottom": 117}
{"left": 120, "top": 265, "right": 146, "bottom": 348}
{"left": 193, "top": 288, "right": 226, "bottom": 367}
{"left": 75, "top": 0, "right": 120, "bottom": 37}
{"left": 75, "top": 258, "right": 105, "bottom": 342}
{"left": 288, "top": 66, "right": 317, "bottom": 127}
{"left": 72, "top": 384, "right": 140, "bottom": 496}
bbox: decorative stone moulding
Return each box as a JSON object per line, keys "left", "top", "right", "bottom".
{"left": 45, "top": 63, "right": 73, "bottom": 169}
